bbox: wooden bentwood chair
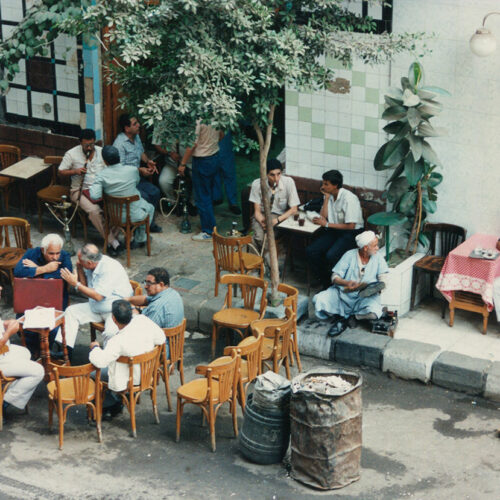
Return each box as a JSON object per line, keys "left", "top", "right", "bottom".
{"left": 176, "top": 350, "right": 240, "bottom": 452}
{"left": 103, "top": 346, "right": 162, "bottom": 438}
{"left": 47, "top": 363, "right": 102, "bottom": 450}
{"left": 212, "top": 226, "right": 264, "bottom": 297}
{"left": 211, "top": 274, "right": 267, "bottom": 357}
{"left": 103, "top": 194, "right": 151, "bottom": 267}
{"left": 0, "top": 344, "right": 17, "bottom": 432}
{"left": 90, "top": 280, "right": 143, "bottom": 342}
{"left": 0, "top": 217, "right": 32, "bottom": 288}
{"left": 410, "top": 223, "right": 466, "bottom": 311}
{"left": 158, "top": 319, "right": 186, "bottom": 412}
{"left": 0, "top": 144, "right": 21, "bottom": 211}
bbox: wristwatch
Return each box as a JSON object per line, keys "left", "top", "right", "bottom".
{"left": 75, "top": 281, "right": 81, "bottom": 291}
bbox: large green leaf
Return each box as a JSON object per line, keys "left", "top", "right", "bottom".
{"left": 384, "top": 95, "right": 403, "bottom": 107}
{"left": 418, "top": 122, "right": 446, "bottom": 137}
{"left": 427, "top": 171, "right": 443, "bottom": 187}
{"left": 383, "top": 138, "right": 409, "bottom": 167}
{"left": 408, "top": 133, "right": 423, "bottom": 161}
{"left": 418, "top": 232, "right": 429, "bottom": 247}
{"left": 422, "top": 140, "right": 440, "bottom": 166}
{"left": 403, "top": 88, "right": 420, "bottom": 107}
{"left": 374, "top": 143, "right": 391, "bottom": 171}
{"left": 416, "top": 88, "right": 437, "bottom": 100}
{"left": 422, "top": 196, "right": 437, "bottom": 213}
{"left": 419, "top": 99, "right": 443, "bottom": 116}
{"left": 399, "top": 190, "right": 417, "bottom": 214}
{"left": 387, "top": 176, "right": 409, "bottom": 203}
{"left": 421, "top": 85, "right": 451, "bottom": 97}
{"left": 385, "top": 87, "right": 404, "bottom": 101}
{"left": 383, "top": 121, "right": 406, "bottom": 135}
{"left": 387, "top": 163, "right": 405, "bottom": 184}
{"left": 407, "top": 107, "right": 421, "bottom": 128}
{"left": 404, "top": 155, "right": 423, "bottom": 186}
{"left": 408, "top": 62, "right": 425, "bottom": 88}
{"left": 400, "top": 77, "right": 412, "bottom": 91}
{"left": 367, "top": 211, "right": 407, "bottom": 226}
{"left": 382, "top": 105, "right": 407, "bottom": 121}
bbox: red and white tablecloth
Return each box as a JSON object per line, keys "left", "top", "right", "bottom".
{"left": 436, "top": 233, "right": 500, "bottom": 311}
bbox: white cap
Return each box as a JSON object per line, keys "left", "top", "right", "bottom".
{"left": 355, "top": 230, "right": 376, "bottom": 249}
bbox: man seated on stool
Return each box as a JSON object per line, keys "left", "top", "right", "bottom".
{"left": 89, "top": 300, "right": 165, "bottom": 420}
{"left": 91, "top": 145, "right": 155, "bottom": 250}
{"left": 126, "top": 267, "right": 184, "bottom": 330}
{"left": 13, "top": 233, "right": 72, "bottom": 359}
{"left": 306, "top": 170, "right": 364, "bottom": 289}
{"left": 313, "top": 231, "right": 388, "bottom": 325}
{"left": 249, "top": 158, "right": 300, "bottom": 267}
{"left": 57, "top": 243, "right": 132, "bottom": 359}
{"left": 0, "top": 288, "right": 44, "bottom": 423}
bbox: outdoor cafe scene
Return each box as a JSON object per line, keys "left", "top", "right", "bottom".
{"left": 0, "top": 0, "right": 499, "bottom": 497}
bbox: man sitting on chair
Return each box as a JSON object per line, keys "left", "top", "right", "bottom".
{"left": 13, "top": 233, "right": 72, "bottom": 358}
{"left": 58, "top": 243, "right": 132, "bottom": 358}
{"left": 90, "top": 145, "right": 154, "bottom": 250}
{"left": 313, "top": 231, "right": 388, "bottom": 323}
{"left": 89, "top": 300, "right": 165, "bottom": 420}
{"left": 0, "top": 288, "right": 44, "bottom": 423}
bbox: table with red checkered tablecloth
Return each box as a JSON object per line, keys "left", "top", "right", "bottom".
{"left": 436, "top": 233, "right": 500, "bottom": 311}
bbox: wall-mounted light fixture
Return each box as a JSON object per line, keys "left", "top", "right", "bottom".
{"left": 470, "top": 11, "right": 500, "bottom": 57}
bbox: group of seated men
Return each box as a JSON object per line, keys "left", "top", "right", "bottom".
{"left": 2, "top": 236, "right": 184, "bottom": 423}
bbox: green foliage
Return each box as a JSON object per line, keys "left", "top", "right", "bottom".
{"left": 374, "top": 61, "right": 449, "bottom": 253}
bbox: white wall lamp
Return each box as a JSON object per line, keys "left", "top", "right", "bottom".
{"left": 470, "top": 11, "right": 500, "bottom": 57}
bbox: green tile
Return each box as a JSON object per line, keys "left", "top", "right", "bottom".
{"left": 285, "top": 90, "right": 298, "bottom": 107}
{"left": 365, "top": 117, "right": 379, "bottom": 133}
{"left": 366, "top": 88, "right": 379, "bottom": 104}
{"left": 352, "top": 71, "right": 366, "bottom": 87}
{"left": 324, "top": 139, "right": 338, "bottom": 155}
{"left": 311, "top": 123, "right": 325, "bottom": 139}
{"left": 338, "top": 141, "right": 351, "bottom": 157}
{"left": 379, "top": 104, "right": 385, "bottom": 116}
{"left": 298, "top": 106, "right": 312, "bottom": 122}
{"left": 351, "top": 129, "right": 365, "bottom": 145}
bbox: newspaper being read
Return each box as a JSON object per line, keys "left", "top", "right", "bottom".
{"left": 23, "top": 307, "right": 55, "bottom": 329}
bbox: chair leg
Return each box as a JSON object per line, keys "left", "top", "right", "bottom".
{"left": 284, "top": 356, "right": 291, "bottom": 380}
{"left": 48, "top": 399, "right": 53, "bottom": 429}
{"left": 231, "top": 399, "right": 238, "bottom": 438}
{"left": 179, "top": 361, "right": 185, "bottom": 386}
{"left": 90, "top": 325, "right": 96, "bottom": 343}
{"left": 214, "top": 267, "right": 219, "bottom": 297}
{"left": 58, "top": 406, "right": 64, "bottom": 450}
{"left": 152, "top": 386, "right": 160, "bottom": 424}
{"left": 211, "top": 323, "right": 218, "bottom": 358}
{"left": 410, "top": 267, "right": 419, "bottom": 311}
{"left": 482, "top": 313, "right": 488, "bottom": 335}
{"left": 175, "top": 398, "right": 182, "bottom": 442}
{"left": 129, "top": 394, "right": 137, "bottom": 438}
{"left": 238, "top": 379, "right": 246, "bottom": 412}
{"left": 164, "top": 364, "right": 172, "bottom": 412}
{"left": 293, "top": 333, "right": 302, "bottom": 372}
{"left": 449, "top": 305, "right": 455, "bottom": 327}
{"left": 209, "top": 404, "right": 216, "bottom": 452}
{"left": 126, "top": 230, "right": 132, "bottom": 268}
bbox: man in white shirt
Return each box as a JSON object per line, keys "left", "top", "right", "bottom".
{"left": 89, "top": 300, "right": 165, "bottom": 419}
{"left": 57, "top": 244, "right": 132, "bottom": 357}
{"left": 307, "top": 169, "right": 364, "bottom": 289}
{"left": 58, "top": 129, "right": 121, "bottom": 255}
{"left": 0, "top": 287, "right": 44, "bottom": 421}
{"left": 249, "top": 158, "right": 300, "bottom": 266}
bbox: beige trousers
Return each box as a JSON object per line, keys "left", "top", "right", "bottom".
{"left": 251, "top": 214, "right": 284, "bottom": 268}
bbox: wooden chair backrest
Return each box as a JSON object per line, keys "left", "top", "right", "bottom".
{"left": 104, "top": 194, "right": 139, "bottom": 227}
{"left": 424, "top": 223, "right": 467, "bottom": 258}
{"left": 163, "top": 318, "right": 186, "bottom": 366}
{"left": 212, "top": 226, "right": 252, "bottom": 273}
{"left": 0, "top": 145, "right": 21, "bottom": 171}
{"left": 44, "top": 155, "right": 64, "bottom": 185}
{"left": 196, "top": 351, "right": 239, "bottom": 404}
{"left": 129, "top": 280, "right": 143, "bottom": 296}
{"left": 117, "top": 345, "right": 161, "bottom": 392}
{"left": 277, "top": 283, "right": 298, "bottom": 314}
{"left": 51, "top": 363, "right": 99, "bottom": 405}
{"left": 0, "top": 217, "right": 31, "bottom": 249}
{"left": 220, "top": 273, "right": 268, "bottom": 316}
{"left": 263, "top": 307, "right": 294, "bottom": 361}
{"left": 224, "top": 334, "right": 263, "bottom": 382}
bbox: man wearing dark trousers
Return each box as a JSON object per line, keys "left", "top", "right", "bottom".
{"left": 306, "top": 170, "right": 364, "bottom": 289}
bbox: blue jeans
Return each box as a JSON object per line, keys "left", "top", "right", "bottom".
{"left": 192, "top": 154, "right": 219, "bottom": 234}
{"left": 137, "top": 179, "right": 161, "bottom": 207}
{"left": 212, "top": 132, "right": 238, "bottom": 206}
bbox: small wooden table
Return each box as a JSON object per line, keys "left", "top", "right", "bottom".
{"left": 278, "top": 216, "right": 320, "bottom": 295}
{"left": 0, "top": 157, "right": 50, "bottom": 212}
{"left": 18, "top": 309, "right": 68, "bottom": 380}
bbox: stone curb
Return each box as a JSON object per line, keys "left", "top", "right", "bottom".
{"left": 335, "top": 330, "right": 391, "bottom": 369}
{"left": 484, "top": 361, "right": 500, "bottom": 401}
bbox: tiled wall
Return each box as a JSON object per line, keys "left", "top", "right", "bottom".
{"left": 285, "top": 57, "right": 390, "bottom": 190}
{"left": 286, "top": 0, "right": 500, "bottom": 236}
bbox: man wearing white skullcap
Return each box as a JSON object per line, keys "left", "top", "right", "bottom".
{"left": 313, "top": 230, "right": 389, "bottom": 322}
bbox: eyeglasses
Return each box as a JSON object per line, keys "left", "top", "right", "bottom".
{"left": 143, "top": 280, "right": 157, "bottom": 286}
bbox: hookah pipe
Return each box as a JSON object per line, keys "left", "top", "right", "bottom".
{"left": 76, "top": 149, "right": 91, "bottom": 203}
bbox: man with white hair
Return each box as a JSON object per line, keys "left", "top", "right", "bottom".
{"left": 57, "top": 243, "right": 132, "bottom": 358}
{"left": 14, "top": 233, "right": 72, "bottom": 358}
{"left": 313, "top": 230, "right": 388, "bottom": 323}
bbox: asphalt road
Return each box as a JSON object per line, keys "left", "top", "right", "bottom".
{"left": 1, "top": 335, "right": 499, "bottom": 500}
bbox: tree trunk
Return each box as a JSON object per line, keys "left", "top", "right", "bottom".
{"left": 253, "top": 105, "right": 280, "bottom": 305}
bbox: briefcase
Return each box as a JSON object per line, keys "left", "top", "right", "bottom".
{"left": 13, "top": 278, "right": 64, "bottom": 314}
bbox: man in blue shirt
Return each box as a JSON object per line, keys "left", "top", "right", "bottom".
{"left": 112, "top": 114, "right": 162, "bottom": 233}
{"left": 13, "top": 233, "right": 73, "bottom": 358}
{"left": 126, "top": 267, "right": 184, "bottom": 356}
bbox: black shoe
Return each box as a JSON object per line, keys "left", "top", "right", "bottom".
{"left": 213, "top": 199, "right": 223, "bottom": 206}
{"left": 130, "top": 239, "right": 146, "bottom": 249}
{"left": 347, "top": 316, "right": 357, "bottom": 329}
{"left": 327, "top": 318, "right": 347, "bottom": 337}
{"left": 359, "top": 281, "right": 386, "bottom": 298}
{"left": 50, "top": 346, "right": 73, "bottom": 362}
{"left": 103, "top": 402, "right": 123, "bottom": 421}
{"left": 229, "top": 205, "right": 241, "bottom": 215}
{"left": 150, "top": 222, "right": 163, "bottom": 233}
{"left": 107, "top": 245, "right": 119, "bottom": 257}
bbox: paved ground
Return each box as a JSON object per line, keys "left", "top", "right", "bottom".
{"left": 1, "top": 210, "right": 500, "bottom": 499}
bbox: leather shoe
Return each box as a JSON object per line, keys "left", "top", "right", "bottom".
{"left": 229, "top": 205, "right": 241, "bottom": 215}
{"left": 103, "top": 402, "right": 123, "bottom": 421}
{"left": 150, "top": 222, "right": 163, "bottom": 233}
